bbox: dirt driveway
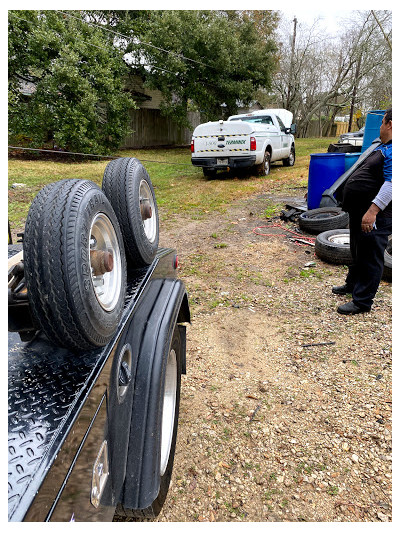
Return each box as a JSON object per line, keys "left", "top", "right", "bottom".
{"left": 156, "top": 190, "right": 392, "bottom": 523}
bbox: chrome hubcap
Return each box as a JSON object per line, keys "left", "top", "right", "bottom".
{"left": 139, "top": 180, "right": 157, "bottom": 243}
{"left": 328, "top": 233, "right": 349, "bottom": 245}
{"left": 89, "top": 213, "right": 122, "bottom": 311}
{"left": 160, "top": 348, "right": 177, "bottom": 476}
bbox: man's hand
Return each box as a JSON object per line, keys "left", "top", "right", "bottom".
{"left": 361, "top": 203, "right": 380, "bottom": 232}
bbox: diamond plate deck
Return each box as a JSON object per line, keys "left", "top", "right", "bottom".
{"left": 8, "top": 248, "right": 173, "bottom": 521}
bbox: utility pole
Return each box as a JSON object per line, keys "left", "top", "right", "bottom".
{"left": 348, "top": 53, "right": 362, "bottom": 133}
{"left": 287, "top": 16, "right": 297, "bottom": 110}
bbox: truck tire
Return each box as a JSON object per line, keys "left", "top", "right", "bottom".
{"left": 102, "top": 158, "right": 159, "bottom": 268}
{"left": 299, "top": 207, "right": 349, "bottom": 234}
{"left": 24, "top": 179, "right": 127, "bottom": 352}
{"left": 256, "top": 150, "right": 271, "bottom": 176}
{"left": 114, "top": 324, "right": 183, "bottom": 520}
{"left": 315, "top": 229, "right": 352, "bottom": 265}
{"left": 382, "top": 236, "right": 392, "bottom": 282}
{"left": 282, "top": 145, "right": 296, "bottom": 167}
{"left": 203, "top": 167, "right": 217, "bottom": 178}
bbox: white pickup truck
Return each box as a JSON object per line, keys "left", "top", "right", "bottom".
{"left": 191, "top": 109, "right": 296, "bottom": 177}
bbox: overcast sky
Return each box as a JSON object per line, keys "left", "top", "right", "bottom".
{"left": 281, "top": 9, "right": 356, "bottom": 34}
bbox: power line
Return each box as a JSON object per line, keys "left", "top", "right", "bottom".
{"left": 8, "top": 146, "right": 194, "bottom": 166}
{"left": 56, "top": 10, "right": 214, "bottom": 69}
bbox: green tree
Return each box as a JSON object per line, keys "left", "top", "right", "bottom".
{"left": 8, "top": 10, "right": 135, "bottom": 154}
{"left": 92, "top": 10, "right": 279, "bottom": 125}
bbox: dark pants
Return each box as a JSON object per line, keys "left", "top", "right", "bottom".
{"left": 345, "top": 212, "right": 392, "bottom": 310}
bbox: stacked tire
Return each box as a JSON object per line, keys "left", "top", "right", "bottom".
{"left": 298, "top": 208, "right": 392, "bottom": 281}
{"left": 23, "top": 158, "right": 159, "bottom": 352}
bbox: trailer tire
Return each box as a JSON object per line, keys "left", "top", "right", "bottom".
{"left": 315, "top": 229, "right": 352, "bottom": 265}
{"left": 102, "top": 158, "right": 159, "bottom": 268}
{"left": 299, "top": 207, "right": 349, "bottom": 234}
{"left": 382, "top": 235, "right": 392, "bottom": 282}
{"left": 24, "top": 179, "right": 127, "bottom": 352}
{"left": 115, "top": 324, "right": 182, "bottom": 520}
{"left": 256, "top": 150, "right": 271, "bottom": 176}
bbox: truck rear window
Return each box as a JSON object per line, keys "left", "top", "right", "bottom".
{"left": 230, "top": 115, "right": 273, "bottom": 125}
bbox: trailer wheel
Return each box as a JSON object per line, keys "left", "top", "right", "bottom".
{"left": 282, "top": 145, "right": 296, "bottom": 167}
{"left": 102, "top": 158, "right": 159, "bottom": 268}
{"left": 114, "top": 324, "right": 182, "bottom": 521}
{"left": 256, "top": 150, "right": 271, "bottom": 176}
{"left": 315, "top": 229, "right": 352, "bottom": 265}
{"left": 299, "top": 207, "right": 349, "bottom": 234}
{"left": 24, "top": 179, "right": 127, "bottom": 352}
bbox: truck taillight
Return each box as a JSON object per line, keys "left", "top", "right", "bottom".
{"left": 250, "top": 137, "right": 256, "bottom": 151}
{"left": 191, "top": 139, "right": 194, "bottom": 153}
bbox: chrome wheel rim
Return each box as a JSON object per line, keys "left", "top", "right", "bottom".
{"left": 160, "top": 348, "right": 177, "bottom": 476}
{"left": 89, "top": 213, "right": 122, "bottom": 311}
{"left": 139, "top": 180, "right": 157, "bottom": 243}
{"left": 328, "top": 233, "right": 349, "bottom": 245}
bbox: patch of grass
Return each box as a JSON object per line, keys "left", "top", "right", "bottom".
{"left": 296, "top": 462, "right": 313, "bottom": 474}
{"left": 264, "top": 203, "right": 282, "bottom": 218}
{"left": 214, "top": 242, "right": 228, "bottom": 249}
{"left": 327, "top": 486, "right": 339, "bottom": 496}
{"left": 300, "top": 267, "right": 323, "bottom": 280}
{"left": 8, "top": 139, "right": 334, "bottom": 235}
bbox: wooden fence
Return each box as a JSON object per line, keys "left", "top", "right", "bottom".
{"left": 121, "top": 110, "right": 352, "bottom": 147}
{"left": 121, "top": 109, "right": 201, "bottom": 148}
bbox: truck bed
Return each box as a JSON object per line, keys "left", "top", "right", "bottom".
{"left": 8, "top": 247, "right": 176, "bottom": 521}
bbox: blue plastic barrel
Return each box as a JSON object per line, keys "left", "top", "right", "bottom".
{"left": 345, "top": 152, "right": 361, "bottom": 171}
{"left": 361, "top": 110, "right": 385, "bottom": 152}
{"left": 307, "top": 153, "right": 345, "bottom": 209}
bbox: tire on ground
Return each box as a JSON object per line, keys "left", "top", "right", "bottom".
{"left": 282, "top": 145, "right": 296, "bottom": 167}
{"left": 23, "top": 179, "right": 127, "bottom": 352}
{"left": 114, "top": 324, "right": 183, "bottom": 520}
{"left": 382, "top": 235, "right": 392, "bottom": 282}
{"left": 299, "top": 207, "right": 349, "bottom": 234}
{"left": 315, "top": 229, "right": 352, "bottom": 265}
{"left": 102, "top": 158, "right": 159, "bottom": 268}
{"left": 327, "top": 143, "right": 361, "bottom": 153}
{"left": 203, "top": 167, "right": 217, "bottom": 178}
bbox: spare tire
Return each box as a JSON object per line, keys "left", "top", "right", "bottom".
{"left": 102, "top": 158, "right": 159, "bottom": 268}
{"left": 299, "top": 207, "right": 349, "bottom": 234}
{"left": 24, "top": 179, "right": 127, "bottom": 352}
{"left": 328, "top": 143, "right": 361, "bottom": 153}
{"left": 382, "top": 235, "right": 392, "bottom": 282}
{"left": 315, "top": 229, "right": 352, "bottom": 265}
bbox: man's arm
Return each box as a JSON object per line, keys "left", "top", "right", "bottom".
{"left": 362, "top": 143, "right": 392, "bottom": 232}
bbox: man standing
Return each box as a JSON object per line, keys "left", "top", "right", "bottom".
{"left": 332, "top": 108, "right": 392, "bottom": 315}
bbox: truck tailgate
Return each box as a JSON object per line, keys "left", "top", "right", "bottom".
{"left": 193, "top": 121, "right": 252, "bottom": 156}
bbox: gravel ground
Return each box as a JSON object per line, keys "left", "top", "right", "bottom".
{"left": 155, "top": 191, "right": 392, "bottom": 523}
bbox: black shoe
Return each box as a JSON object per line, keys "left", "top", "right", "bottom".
{"left": 332, "top": 284, "right": 353, "bottom": 295}
{"left": 337, "top": 301, "right": 369, "bottom": 315}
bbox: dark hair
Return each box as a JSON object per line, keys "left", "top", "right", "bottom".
{"left": 384, "top": 108, "right": 392, "bottom": 123}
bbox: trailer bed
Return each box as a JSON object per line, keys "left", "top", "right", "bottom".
{"left": 8, "top": 247, "right": 175, "bottom": 521}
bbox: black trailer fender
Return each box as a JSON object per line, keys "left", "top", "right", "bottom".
{"left": 119, "top": 277, "right": 189, "bottom": 511}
